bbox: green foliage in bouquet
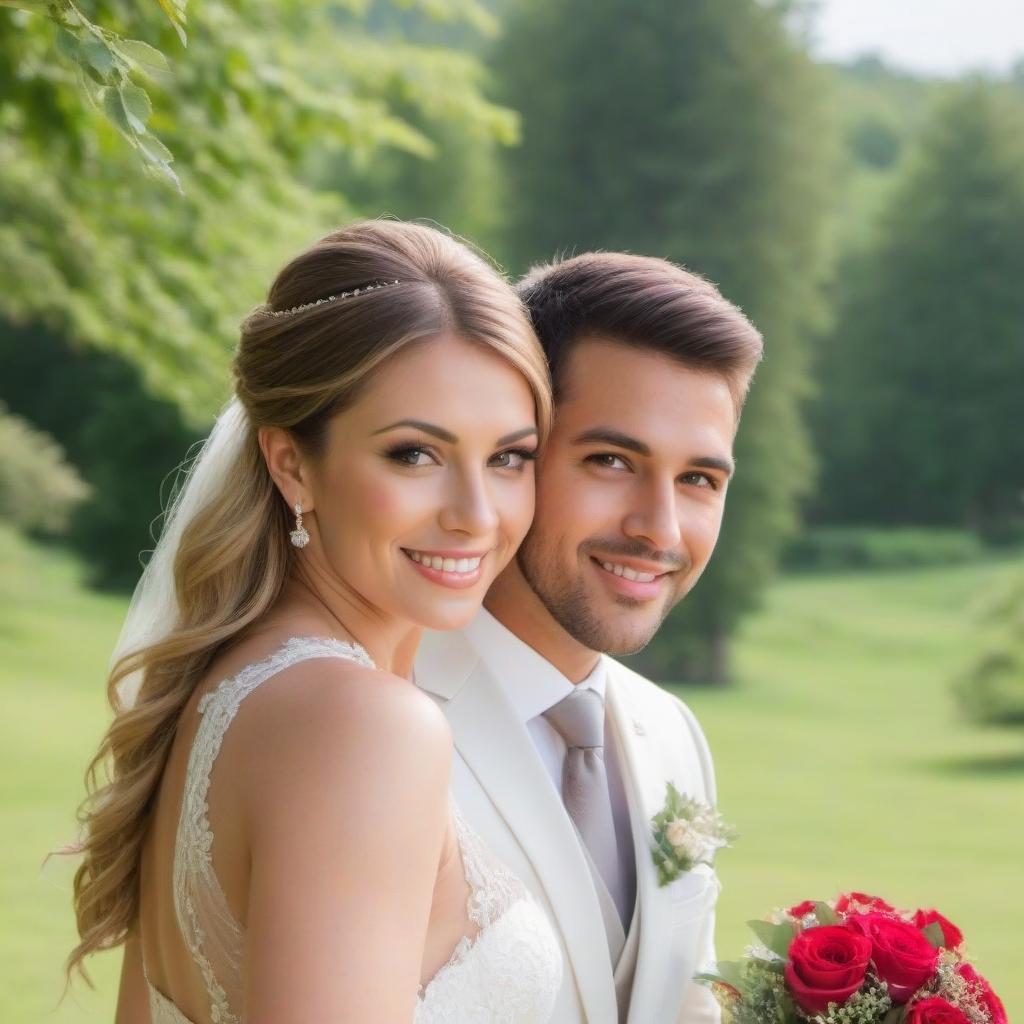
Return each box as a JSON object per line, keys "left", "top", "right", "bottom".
{"left": 699, "top": 953, "right": 894, "bottom": 1024}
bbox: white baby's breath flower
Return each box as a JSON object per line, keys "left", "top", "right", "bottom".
{"left": 745, "top": 942, "right": 784, "bottom": 963}
{"left": 667, "top": 821, "right": 707, "bottom": 862}
{"left": 666, "top": 818, "right": 689, "bottom": 847}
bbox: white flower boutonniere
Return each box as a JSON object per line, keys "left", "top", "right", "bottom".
{"left": 650, "top": 781, "right": 737, "bottom": 887}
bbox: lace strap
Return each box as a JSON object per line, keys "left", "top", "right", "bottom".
{"left": 452, "top": 804, "right": 529, "bottom": 931}
{"left": 173, "top": 636, "right": 375, "bottom": 1024}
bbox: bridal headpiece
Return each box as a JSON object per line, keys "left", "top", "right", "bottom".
{"left": 253, "top": 278, "right": 402, "bottom": 318}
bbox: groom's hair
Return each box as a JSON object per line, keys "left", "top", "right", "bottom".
{"left": 517, "top": 252, "right": 763, "bottom": 411}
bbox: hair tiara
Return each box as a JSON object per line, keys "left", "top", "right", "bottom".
{"left": 256, "top": 279, "right": 402, "bottom": 318}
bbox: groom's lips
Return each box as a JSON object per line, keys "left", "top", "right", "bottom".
{"left": 590, "top": 555, "right": 673, "bottom": 601}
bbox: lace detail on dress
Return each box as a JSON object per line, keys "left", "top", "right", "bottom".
{"left": 172, "top": 636, "right": 374, "bottom": 1024}
{"left": 456, "top": 805, "right": 528, "bottom": 930}
{"left": 415, "top": 807, "right": 562, "bottom": 1022}
{"left": 150, "top": 634, "right": 561, "bottom": 1024}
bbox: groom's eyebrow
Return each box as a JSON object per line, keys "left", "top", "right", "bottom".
{"left": 571, "top": 427, "right": 651, "bottom": 455}
{"left": 372, "top": 419, "right": 538, "bottom": 446}
{"left": 572, "top": 426, "right": 735, "bottom": 476}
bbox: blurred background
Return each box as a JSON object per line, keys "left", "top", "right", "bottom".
{"left": 1, "top": 0, "right": 1022, "bottom": 1018}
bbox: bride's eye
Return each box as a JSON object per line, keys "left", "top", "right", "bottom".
{"left": 489, "top": 448, "right": 538, "bottom": 471}
{"left": 385, "top": 444, "right": 437, "bottom": 468}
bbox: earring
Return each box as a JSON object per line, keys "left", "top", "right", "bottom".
{"left": 289, "top": 502, "right": 310, "bottom": 548}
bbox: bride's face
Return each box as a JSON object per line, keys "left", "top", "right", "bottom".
{"left": 301, "top": 333, "right": 540, "bottom": 632}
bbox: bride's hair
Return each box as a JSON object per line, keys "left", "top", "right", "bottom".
{"left": 67, "top": 220, "right": 552, "bottom": 981}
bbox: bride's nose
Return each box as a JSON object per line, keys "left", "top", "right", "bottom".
{"left": 438, "top": 468, "right": 500, "bottom": 536}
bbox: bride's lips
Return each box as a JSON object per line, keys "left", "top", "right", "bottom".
{"left": 402, "top": 548, "right": 488, "bottom": 590}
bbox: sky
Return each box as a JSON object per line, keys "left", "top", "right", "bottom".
{"left": 810, "top": 0, "right": 1024, "bottom": 77}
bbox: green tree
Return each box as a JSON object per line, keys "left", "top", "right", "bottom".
{"left": 813, "top": 83, "right": 1024, "bottom": 538}
{"left": 0, "top": 322, "right": 202, "bottom": 588}
{"left": 495, "top": 0, "right": 836, "bottom": 682}
{"left": 1, "top": 0, "right": 514, "bottom": 422}
{"left": 1, "top": 0, "right": 517, "bottom": 585}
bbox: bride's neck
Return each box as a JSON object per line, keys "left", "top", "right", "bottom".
{"left": 278, "top": 569, "right": 421, "bottom": 678}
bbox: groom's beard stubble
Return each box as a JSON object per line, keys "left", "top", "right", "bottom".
{"left": 515, "top": 535, "right": 690, "bottom": 656}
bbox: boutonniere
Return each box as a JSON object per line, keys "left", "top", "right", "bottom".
{"left": 650, "top": 781, "right": 738, "bottom": 886}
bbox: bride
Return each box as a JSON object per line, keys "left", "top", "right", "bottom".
{"left": 67, "top": 220, "right": 562, "bottom": 1023}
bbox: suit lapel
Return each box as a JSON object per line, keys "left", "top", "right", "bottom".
{"left": 606, "top": 665, "right": 709, "bottom": 1024}
{"left": 439, "top": 655, "right": 618, "bottom": 1024}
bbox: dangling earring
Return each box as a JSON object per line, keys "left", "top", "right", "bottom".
{"left": 289, "top": 502, "right": 310, "bottom": 548}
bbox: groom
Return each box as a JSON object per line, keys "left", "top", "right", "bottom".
{"left": 415, "top": 252, "right": 763, "bottom": 1024}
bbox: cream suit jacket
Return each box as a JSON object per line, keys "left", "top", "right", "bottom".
{"left": 415, "top": 628, "right": 722, "bottom": 1024}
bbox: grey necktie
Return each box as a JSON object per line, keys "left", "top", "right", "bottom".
{"left": 543, "top": 686, "right": 622, "bottom": 925}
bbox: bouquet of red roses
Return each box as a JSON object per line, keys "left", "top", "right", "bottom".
{"left": 698, "top": 892, "right": 1006, "bottom": 1024}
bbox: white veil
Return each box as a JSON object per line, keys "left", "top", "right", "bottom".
{"left": 112, "top": 397, "right": 251, "bottom": 708}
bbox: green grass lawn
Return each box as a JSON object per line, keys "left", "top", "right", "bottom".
{"left": 677, "top": 560, "right": 1024, "bottom": 1019}
{"left": 2, "top": 524, "right": 1021, "bottom": 1022}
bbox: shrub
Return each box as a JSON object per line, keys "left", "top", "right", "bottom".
{"left": 953, "top": 578, "right": 1024, "bottom": 726}
{"left": 0, "top": 404, "right": 89, "bottom": 534}
{"left": 783, "top": 526, "right": 986, "bottom": 573}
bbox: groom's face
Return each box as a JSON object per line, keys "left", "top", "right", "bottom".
{"left": 516, "top": 337, "right": 737, "bottom": 655}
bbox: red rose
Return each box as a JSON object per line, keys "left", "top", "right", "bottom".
{"left": 906, "top": 998, "right": 971, "bottom": 1024}
{"left": 789, "top": 900, "right": 817, "bottom": 919}
{"left": 784, "top": 925, "right": 872, "bottom": 1015}
{"left": 912, "top": 908, "right": 964, "bottom": 949}
{"left": 958, "top": 964, "right": 1008, "bottom": 1024}
{"left": 849, "top": 913, "right": 939, "bottom": 1002}
{"left": 835, "top": 891, "right": 896, "bottom": 915}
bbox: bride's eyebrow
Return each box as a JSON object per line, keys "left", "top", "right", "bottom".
{"left": 373, "top": 418, "right": 456, "bottom": 442}
{"left": 371, "top": 419, "right": 538, "bottom": 446}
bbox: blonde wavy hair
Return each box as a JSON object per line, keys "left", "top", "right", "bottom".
{"left": 67, "top": 220, "right": 552, "bottom": 982}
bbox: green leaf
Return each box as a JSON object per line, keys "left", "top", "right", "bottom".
{"left": 119, "top": 84, "right": 152, "bottom": 133}
{"left": 151, "top": 158, "right": 183, "bottom": 193}
{"left": 882, "top": 1006, "right": 906, "bottom": 1024}
{"left": 138, "top": 133, "right": 174, "bottom": 166}
{"left": 101, "top": 87, "right": 132, "bottom": 137}
{"left": 113, "top": 38, "right": 170, "bottom": 75}
{"left": 137, "top": 133, "right": 182, "bottom": 191}
{"left": 54, "top": 28, "right": 80, "bottom": 63}
{"left": 748, "top": 919, "right": 796, "bottom": 960}
{"left": 695, "top": 960, "right": 745, "bottom": 991}
{"left": 81, "top": 37, "right": 114, "bottom": 78}
{"left": 921, "top": 921, "right": 946, "bottom": 949}
{"left": 156, "top": 0, "right": 188, "bottom": 46}
{"left": 813, "top": 901, "right": 839, "bottom": 925}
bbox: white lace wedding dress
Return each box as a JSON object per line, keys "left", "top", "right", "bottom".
{"left": 144, "top": 636, "right": 562, "bottom": 1024}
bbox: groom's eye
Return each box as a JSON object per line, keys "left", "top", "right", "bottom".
{"left": 681, "top": 470, "right": 717, "bottom": 489}
{"left": 585, "top": 452, "right": 630, "bottom": 471}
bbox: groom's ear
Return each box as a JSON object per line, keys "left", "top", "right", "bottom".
{"left": 258, "top": 425, "right": 314, "bottom": 512}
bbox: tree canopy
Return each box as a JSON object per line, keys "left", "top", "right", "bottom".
{"left": 813, "top": 83, "right": 1024, "bottom": 538}
{"left": 0, "top": 0, "right": 515, "bottom": 420}
{"left": 494, "top": 0, "right": 837, "bottom": 681}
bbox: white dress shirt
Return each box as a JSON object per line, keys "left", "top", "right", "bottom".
{"left": 462, "top": 608, "right": 637, "bottom": 926}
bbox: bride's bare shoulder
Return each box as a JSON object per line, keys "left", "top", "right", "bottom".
{"left": 212, "top": 638, "right": 452, "bottom": 832}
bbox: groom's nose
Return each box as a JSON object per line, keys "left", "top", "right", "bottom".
{"left": 621, "top": 476, "right": 682, "bottom": 552}
{"left": 438, "top": 469, "right": 500, "bottom": 536}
